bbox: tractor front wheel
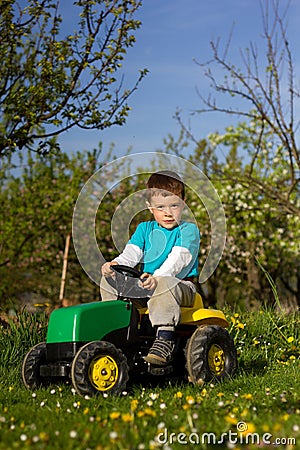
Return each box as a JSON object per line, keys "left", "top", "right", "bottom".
{"left": 185, "top": 325, "right": 237, "bottom": 385}
{"left": 71, "top": 341, "right": 129, "bottom": 397}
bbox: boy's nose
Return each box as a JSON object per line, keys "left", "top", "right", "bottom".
{"left": 163, "top": 207, "right": 173, "bottom": 216}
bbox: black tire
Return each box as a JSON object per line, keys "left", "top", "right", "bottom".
{"left": 21, "top": 342, "right": 47, "bottom": 389}
{"left": 71, "top": 340, "right": 129, "bottom": 397}
{"left": 185, "top": 325, "right": 237, "bottom": 385}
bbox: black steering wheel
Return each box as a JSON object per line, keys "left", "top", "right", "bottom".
{"left": 107, "top": 264, "right": 152, "bottom": 305}
{"left": 111, "top": 264, "right": 142, "bottom": 279}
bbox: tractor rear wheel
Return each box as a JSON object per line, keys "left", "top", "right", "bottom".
{"left": 185, "top": 325, "right": 237, "bottom": 385}
{"left": 71, "top": 340, "right": 129, "bottom": 397}
{"left": 22, "top": 342, "right": 47, "bottom": 389}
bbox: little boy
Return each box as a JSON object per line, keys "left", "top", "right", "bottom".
{"left": 100, "top": 170, "right": 200, "bottom": 365}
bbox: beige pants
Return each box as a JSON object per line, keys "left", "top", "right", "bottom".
{"left": 100, "top": 275, "right": 196, "bottom": 329}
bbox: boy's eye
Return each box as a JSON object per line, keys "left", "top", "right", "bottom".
{"left": 152, "top": 204, "right": 180, "bottom": 211}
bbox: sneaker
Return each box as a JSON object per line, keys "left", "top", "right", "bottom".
{"left": 144, "top": 337, "right": 175, "bottom": 365}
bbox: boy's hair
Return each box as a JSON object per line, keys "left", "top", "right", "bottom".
{"left": 146, "top": 170, "right": 185, "bottom": 201}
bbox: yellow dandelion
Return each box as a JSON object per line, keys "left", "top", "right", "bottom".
{"left": 236, "top": 322, "right": 245, "bottom": 329}
{"left": 225, "top": 415, "right": 237, "bottom": 425}
{"left": 110, "top": 412, "right": 121, "bottom": 420}
{"left": 174, "top": 391, "right": 183, "bottom": 398}
{"left": 241, "top": 393, "right": 253, "bottom": 400}
{"left": 131, "top": 399, "right": 138, "bottom": 411}
{"left": 83, "top": 407, "right": 89, "bottom": 415}
{"left": 121, "top": 413, "right": 133, "bottom": 423}
{"left": 247, "top": 423, "right": 256, "bottom": 433}
{"left": 137, "top": 408, "right": 156, "bottom": 418}
{"left": 144, "top": 408, "right": 156, "bottom": 417}
{"left": 281, "top": 414, "right": 290, "bottom": 421}
{"left": 241, "top": 409, "right": 249, "bottom": 418}
{"left": 39, "top": 432, "right": 50, "bottom": 442}
{"left": 196, "top": 395, "right": 203, "bottom": 404}
{"left": 287, "top": 336, "right": 294, "bottom": 343}
{"left": 239, "top": 422, "right": 256, "bottom": 435}
{"left": 273, "top": 423, "right": 281, "bottom": 432}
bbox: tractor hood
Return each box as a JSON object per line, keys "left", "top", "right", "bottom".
{"left": 46, "top": 301, "right": 132, "bottom": 344}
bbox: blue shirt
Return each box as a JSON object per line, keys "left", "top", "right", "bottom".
{"left": 128, "top": 221, "right": 200, "bottom": 278}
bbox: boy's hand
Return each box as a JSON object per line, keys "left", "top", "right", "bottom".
{"left": 101, "top": 261, "right": 118, "bottom": 278}
{"left": 140, "top": 273, "right": 158, "bottom": 291}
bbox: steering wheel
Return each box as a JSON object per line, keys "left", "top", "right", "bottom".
{"left": 107, "top": 265, "right": 152, "bottom": 305}
{"left": 111, "top": 264, "right": 142, "bottom": 279}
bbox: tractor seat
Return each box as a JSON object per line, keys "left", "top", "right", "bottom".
{"left": 181, "top": 293, "right": 227, "bottom": 326}
{"left": 136, "top": 292, "right": 228, "bottom": 328}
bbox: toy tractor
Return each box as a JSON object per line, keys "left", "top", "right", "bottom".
{"left": 22, "top": 265, "right": 237, "bottom": 397}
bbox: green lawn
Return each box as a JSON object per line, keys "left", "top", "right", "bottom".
{"left": 0, "top": 308, "right": 299, "bottom": 449}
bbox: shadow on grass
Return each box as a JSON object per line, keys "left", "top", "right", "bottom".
{"left": 237, "top": 358, "right": 269, "bottom": 375}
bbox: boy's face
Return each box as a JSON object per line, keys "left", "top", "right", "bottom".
{"left": 146, "top": 192, "right": 185, "bottom": 229}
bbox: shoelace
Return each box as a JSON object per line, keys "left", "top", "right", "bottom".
{"left": 148, "top": 338, "right": 175, "bottom": 359}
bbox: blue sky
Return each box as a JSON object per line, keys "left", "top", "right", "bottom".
{"left": 58, "top": 0, "right": 300, "bottom": 159}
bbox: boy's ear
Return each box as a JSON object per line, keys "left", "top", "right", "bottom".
{"left": 146, "top": 200, "right": 153, "bottom": 214}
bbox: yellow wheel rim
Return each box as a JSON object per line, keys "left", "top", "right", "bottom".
{"left": 88, "top": 355, "right": 119, "bottom": 391}
{"left": 208, "top": 344, "right": 225, "bottom": 375}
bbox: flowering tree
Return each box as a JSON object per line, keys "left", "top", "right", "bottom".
{"left": 0, "top": 0, "right": 146, "bottom": 157}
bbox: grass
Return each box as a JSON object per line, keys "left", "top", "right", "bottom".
{"left": 0, "top": 307, "right": 299, "bottom": 449}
